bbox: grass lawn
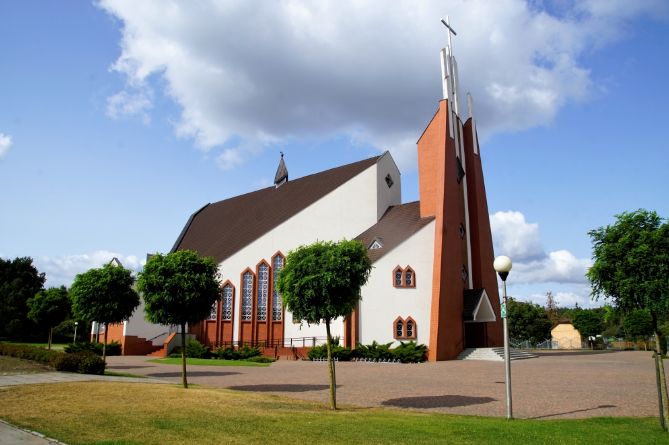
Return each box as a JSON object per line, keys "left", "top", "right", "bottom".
{"left": 148, "top": 357, "right": 271, "bottom": 367}
{"left": 0, "top": 355, "right": 51, "bottom": 375}
{"left": 0, "top": 382, "right": 666, "bottom": 445}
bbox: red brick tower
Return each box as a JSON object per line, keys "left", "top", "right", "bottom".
{"left": 419, "top": 19, "right": 502, "bottom": 361}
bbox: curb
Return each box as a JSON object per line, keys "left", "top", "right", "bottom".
{"left": 0, "top": 419, "right": 68, "bottom": 444}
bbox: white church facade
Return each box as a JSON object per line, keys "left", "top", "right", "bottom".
{"left": 101, "top": 24, "right": 504, "bottom": 361}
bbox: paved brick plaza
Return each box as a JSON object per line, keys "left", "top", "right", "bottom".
{"left": 106, "top": 351, "right": 663, "bottom": 419}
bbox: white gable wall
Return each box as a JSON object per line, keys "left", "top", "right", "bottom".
{"left": 358, "top": 220, "right": 435, "bottom": 346}
{"left": 376, "top": 152, "right": 402, "bottom": 221}
{"left": 217, "top": 157, "right": 401, "bottom": 344}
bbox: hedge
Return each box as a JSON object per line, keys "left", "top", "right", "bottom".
{"left": 0, "top": 342, "right": 105, "bottom": 375}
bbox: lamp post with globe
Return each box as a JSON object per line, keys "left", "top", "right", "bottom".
{"left": 494, "top": 255, "right": 513, "bottom": 419}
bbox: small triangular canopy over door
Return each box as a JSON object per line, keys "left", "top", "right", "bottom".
{"left": 463, "top": 289, "right": 497, "bottom": 323}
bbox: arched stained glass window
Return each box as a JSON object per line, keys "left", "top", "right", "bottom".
{"left": 222, "top": 284, "right": 233, "bottom": 321}
{"left": 395, "top": 319, "right": 404, "bottom": 338}
{"left": 272, "top": 255, "right": 284, "bottom": 321}
{"left": 257, "top": 263, "right": 269, "bottom": 321}
{"left": 241, "top": 272, "right": 253, "bottom": 321}
{"left": 208, "top": 301, "right": 217, "bottom": 320}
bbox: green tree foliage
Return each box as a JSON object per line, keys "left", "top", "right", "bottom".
{"left": 0, "top": 257, "right": 45, "bottom": 339}
{"left": 277, "top": 239, "right": 372, "bottom": 410}
{"left": 70, "top": 264, "right": 140, "bottom": 362}
{"left": 27, "top": 286, "right": 71, "bottom": 349}
{"left": 587, "top": 209, "right": 669, "bottom": 430}
{"left": 587, "top": 209, "right": 669, "bottom": 321}
{"left": 137, "top": 250, "right": 220, "bottom": 389}
{"left": 622, "top": 309, "right": 654, "bottom": 341}
{"left": 507, "top": 298, "right": 552, "bottom": 344}
{"left": 572, "top": 310, "right": 604, "bottom": 348}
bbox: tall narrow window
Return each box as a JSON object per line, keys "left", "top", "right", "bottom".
{"left": 405, "top": 269, "right": 414, "bottom": 287}
{"left": 272, "top": 255, "right": 284, "bottom": 321}
{"left": 395, "top": 319, "right": 404, "bottom": 338}
{"left": 406, "top": 319, "right": 415, "bottom": 338}
{"left": 222, "top": 284, "right": 233, "bottom": 321}
{"left": 257, "top": 263, "right": 269, "bottom": 321}
{"left": 208, "top": 301, "right": 217, "bottom": 320}
{"left": 394, "top": 267, "right": 403, "bottom": 287}
{"left": 241, "top": 271, "right": 253, "bottom": 321}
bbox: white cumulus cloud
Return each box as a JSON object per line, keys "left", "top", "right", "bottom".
{"left": 0, "top": 133, "right": 13, "bottom": 159}
{"left": 490, "top": 210, "right": 543, "bottom": 261}
{"left": 35, "top": 250, "right": 144, "bottom": 288}
{"left": 97, "top": 0, "right": 667, "bottom": 171}
{"left": 490, "top": 210, "right": 591, "bottom": 285}
{"left": 512, "top": 250, "right": 591, "bottom": 284}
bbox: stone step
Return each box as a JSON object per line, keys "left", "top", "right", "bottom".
{"left": 457, "top": 347, "right": 538, "bottom": 361}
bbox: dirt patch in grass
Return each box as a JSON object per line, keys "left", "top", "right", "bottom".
{"left": 0, "top": 382, "right": 665, "bottom": 445}
{"left": 0, "top": 355, "right": 51, "bottom": 375}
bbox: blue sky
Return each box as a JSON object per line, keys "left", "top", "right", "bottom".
{"left": 1, "top": 1, "right": 667, "bottom": 308}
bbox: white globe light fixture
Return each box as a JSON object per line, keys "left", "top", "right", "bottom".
{"left": 494, "top": 255, "right": 513, "bottom": 419}
{"left": 493, "top": 255, "right": 512, "bottom": 278}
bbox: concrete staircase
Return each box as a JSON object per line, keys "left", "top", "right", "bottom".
{"left": 457, "top": 347, "right": 538, "bottom": 361}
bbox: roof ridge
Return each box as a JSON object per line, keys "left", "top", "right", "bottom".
{"left": 209, "top": 154, "right": 382, "bottom": 207}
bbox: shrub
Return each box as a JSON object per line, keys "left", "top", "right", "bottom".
{"left": 213, "top": 346, "right": 236, "bottom": 360}
{"left": 64, "top": 342, "right": 96, "bottom": 354}
{"left": 237, "top": 345, "right": 261, "bottom": 359}
{"left": 308, "top": 344, "right": 353, "bottom": 361}
{"left": 64, "top": 341, "right": 122, "bottom": 356}
{"left": 392, "top": 341, "right": 427, "bottom": 363}
{"left": 212, "top": 345, "right": 262, "bottom": 360}
{"left": 53, "top": 352, "right": 85, "bottom": 372}
{"left": 53, "top": 351, "right": 105, "bottom": 374}
{"left": 78, "top": 353, "right": 106, "bottom": 374}
{"left": 355, "top": 341, "right": 394, "bottom": 361}
{"left": 186, "top": 338, "right": 209, "bottom": 358}
{"left": 245, "top": 356, "right": 275, "bottom": 363}
{"left": 0, "top": 342, "right": 62, "bottom": 366}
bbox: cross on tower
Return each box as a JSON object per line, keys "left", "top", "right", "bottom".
{"left": 439, "top": 16, "right": 460, "bottom": 116}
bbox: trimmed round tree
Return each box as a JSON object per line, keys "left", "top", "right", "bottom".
{"left": 587, "top": 209, "right": 669, "bottom": 430}
{"left": 27, "top": 286, "right": 71, "bottom": 349}
{"left": 137, "top": 250, "right": 220, "bottom": 389}
{"left": 277, "top": 239, "right": 372, "bottom": 410}
{"left": 70, "top": 264, "right": 140, "bottom": 363}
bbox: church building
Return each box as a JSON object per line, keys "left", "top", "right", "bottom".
{"left": 102, "top": 23, "right": 503, "bottom": 361}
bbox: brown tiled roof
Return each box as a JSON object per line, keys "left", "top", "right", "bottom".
{"left": 172, "top": 156, "right": 381, "bottom": 263}
{"left": 355, "top": 201, "right": 434, "bottom": 263}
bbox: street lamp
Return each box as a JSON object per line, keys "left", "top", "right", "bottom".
{"left": 494, "top": 255, "right": 513, "bottom": 419}
{"left": 73, "top": 321, "right": 79, "bottom": 344}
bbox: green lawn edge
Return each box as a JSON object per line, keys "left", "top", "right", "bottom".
{"left": 0, "top": 382, "right": 665, "bottom": 445}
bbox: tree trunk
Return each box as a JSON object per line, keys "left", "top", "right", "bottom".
{"left": 181, "top": 323, "right": 188, "bottom": 389}
{"left": 655, "top": 328, "right": 669, "bottom": 431}
{"left": 102, "top": 325, "right": 108, "bottom": 364}
{"left": 325, "top": 319, "right": 336, "bottom": 410}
